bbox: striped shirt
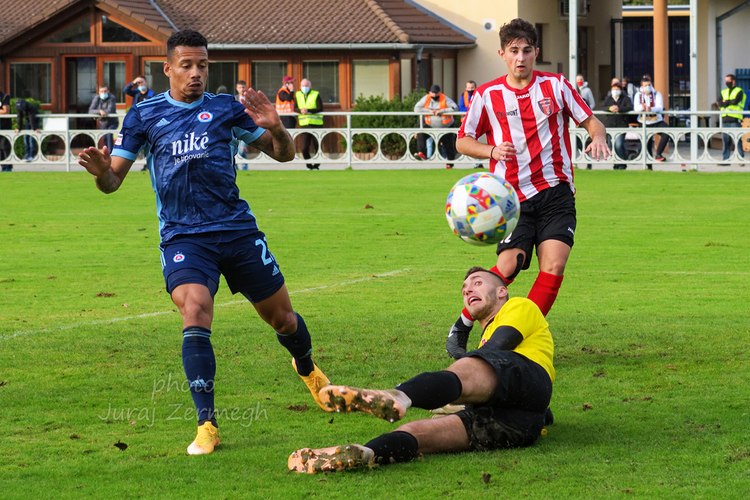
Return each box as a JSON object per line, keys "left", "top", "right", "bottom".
{"left": 458, "top": 71, "right": 592, "bottom": 202}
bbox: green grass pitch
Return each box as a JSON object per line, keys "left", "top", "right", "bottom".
{"left": 1, "top": 169, "right": 749, "bottom": 498}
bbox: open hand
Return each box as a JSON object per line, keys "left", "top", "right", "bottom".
{"left": 78, "top": 146, "right": 112, "bottom": 177}
{"left": 241, "top": 88, "right": 281, "bottom": 130}
{"left": 584, "top": 138, "right": 612, "bottom": 161}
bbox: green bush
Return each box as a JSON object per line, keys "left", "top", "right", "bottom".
{"left": 344, "top": 90, "right": 425, "bottom": 156}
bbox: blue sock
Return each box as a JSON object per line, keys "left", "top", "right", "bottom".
{"left": 182, "top": 326, "right": 216, "bottom": 426}
{"left": 276, "top": 313, "right": 314, "bottom": 376}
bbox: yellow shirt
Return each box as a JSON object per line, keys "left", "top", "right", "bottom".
{"left": 479, "top": 297, "right": 555, "bottom": 383}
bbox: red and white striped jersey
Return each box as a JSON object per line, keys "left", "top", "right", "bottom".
{"left": 458, "top": 71, "right": 592, "bottom": 202}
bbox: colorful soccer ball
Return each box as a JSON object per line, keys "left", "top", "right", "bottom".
{"left": 445, "top": 173, "right": 520, "bottom": 246}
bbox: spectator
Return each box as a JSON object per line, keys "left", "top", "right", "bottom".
{"left": 458, "top": 80, "right": 483, "bottom": 168}
{"left": 575, "top": 74, "right": 595, "bottom": 109}
{"left": 234, "top": 80, "right": 249, "bottom": 163}
{"left": 216, "top": 85, "right": 228, "bottom": 94}
{"left": 123, "top": 76, "right": 155, "bottom": 106}
{"left": 633, "top": 76, "right": 669, "bottom": 165}
{"left": 414, "top": 84, "right": 459, "bottom": 169}
{"left": 575, "top": 75, "right": 595, "bottom": 169}
{"left": 0, "top": 88, "right": 11, "bottom": 171}
{"left": 276, "top": 76, "right": 297, "bottom": 130}
{"left": 88, "top": 84, "right": 119, "bottom": 153}
{"left": 600, "top": 83, "right": 633, "bottom": 170}
{"left": 14, "top": 99, "right": 40, "bottom": 162}
{"left": 622, "top": 77, "right": 636, "bottom": 102}
{"left": 718, "top": 74, "right": 745, "bottom": 163}
{"left": 294, "top": 78, "right": 323, "bottom": 170}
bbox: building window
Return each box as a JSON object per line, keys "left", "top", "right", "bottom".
{"left": 101, "top": 15, "right": 149, "bottom": 43}
{"left": 352, "top": 60, "right": 389, "bottom": 103}
{"left": 206, "top": 61, "right": 238, "bottom": 95}
{"left": 303, "top": 61, "right": 339, "bottom": 104}
{"left": 252, "top": 61, "right": 287, "bottom": 99}
{"left": 42, "top": 16, "right": 91, "bottom": 44}
{"left": 144, "top": 60, "right": 170, "bottom": 94}
{"left": 430, "top": 58, "right": 455, "bottom": 99}
{"left": 10, "top": 62, "right": 52, "bottom": 104}
{"left": 535, "top": 24, "right": 550, "bottom": 64}
{"left": 103, "top": 61, "right": 127, "bottom": 103}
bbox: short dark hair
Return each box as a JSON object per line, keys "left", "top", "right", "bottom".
{"left": 499, "top": 18, "right": 537, "bottom": 50}
{"left": 236, "top": 80, "right": 247, "bottom": 86}
{"left": 641, "top": 76, "right": 652, "bottom": 84}
{"left": 464, "top": 266, "right": 506, "bottom": 287}
{"left": 167, "top": 29, "right": 208, "bottom": 60}
{"left": 136, "top": 75, "right": 146, "bottom": 80}
{"left": 726, "top": 74, "right": 736, "bottom": 81}
{"left": 611, "top": 82, "right": 623, "bottom": 90}
{"left": 467, "top": 80, "right": 477, "bottom": 86}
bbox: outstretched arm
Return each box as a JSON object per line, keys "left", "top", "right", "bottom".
{"left": 580, "top": 115, "right": 611, "bottom": 161}
{"left": 78, "top": 146, "right": 134, "bottom": 193}
{"left": 241, "top": 88, "right": 295, "bottom": 162}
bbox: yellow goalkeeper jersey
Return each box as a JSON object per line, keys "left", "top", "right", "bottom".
{"left": 479, "top": 297, "right": 555, "bottom": 383}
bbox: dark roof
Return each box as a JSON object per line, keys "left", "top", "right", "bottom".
{"left": 0, "top": 0, "right": 174, "bottom": 46}
{"left": 0, "top": 0, "right": 475, "bottom": 48}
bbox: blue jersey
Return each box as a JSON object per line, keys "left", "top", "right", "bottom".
{"left": 111, "top": 91, "right": 266, "bottom": 242}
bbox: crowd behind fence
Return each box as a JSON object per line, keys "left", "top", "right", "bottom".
{"left": 0, "top": 110, "right": 747, "bottom": 171}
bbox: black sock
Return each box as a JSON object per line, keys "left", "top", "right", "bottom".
{"left": 182, "top": 326, "right": 216, "bottom": 426}
{"left": 395, "top": 371, "right": 462, "bottom": 410}
{"left": 276, "top": 313, "right": 314, "bottom": 376}
{"left": 365, "top": 431, "right": 419, "bottom": 465}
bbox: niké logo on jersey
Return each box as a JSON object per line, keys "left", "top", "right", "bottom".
{"left": 171, "top": 132, "right": 209, "bottom": 156}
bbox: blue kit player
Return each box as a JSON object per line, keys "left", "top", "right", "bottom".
{"left": 78, "top": 29, "right": 332, "bottom": 455}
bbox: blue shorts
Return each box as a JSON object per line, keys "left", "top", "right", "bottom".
{"left": 159, "top": 230, "right": 285, "bottom": 303}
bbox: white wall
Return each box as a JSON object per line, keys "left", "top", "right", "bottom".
{"left": 417, "top": 0, "right": 621, "bottom": 102}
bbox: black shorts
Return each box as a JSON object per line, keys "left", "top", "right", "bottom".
{"left": 159, "top": 229, "right": 285, "bottom": 303}
{"left": 456, "top": 349, "right": 552, "bottom": 451}
{"left": 496, "top": 183, "right": 576, "bottom": 269}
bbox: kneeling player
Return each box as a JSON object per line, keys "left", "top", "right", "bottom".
{"left": 288, "top": 267, "right": 554, "bottom": 473}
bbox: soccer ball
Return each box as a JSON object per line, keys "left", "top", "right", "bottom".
{"left": 445, "top": 172, "right": 520, "bottom": 246}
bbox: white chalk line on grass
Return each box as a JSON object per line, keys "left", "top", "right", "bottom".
{"left": 1, "top": 268, "right": 409, "bottom": 341}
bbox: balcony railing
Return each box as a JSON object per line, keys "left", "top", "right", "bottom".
{"left": 1, "top": 110, "right": 746, "bottom": 171}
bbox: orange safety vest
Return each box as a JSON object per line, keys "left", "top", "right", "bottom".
{"left": 423, "top": 94, "right": 453, "bottom": 126}
{"left": 276, "top": 88, "right": 294, "bottom": 114}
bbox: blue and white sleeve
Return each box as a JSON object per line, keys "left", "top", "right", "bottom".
{"left": 111, "top": 107, "right": 147, "bottom": 161}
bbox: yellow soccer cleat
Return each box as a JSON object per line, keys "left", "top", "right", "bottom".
{"left": 187, "top": 421, "right": 220, "bottom": 455}
{"left": 292, "top": 358, "right": 333, "bottom": 412}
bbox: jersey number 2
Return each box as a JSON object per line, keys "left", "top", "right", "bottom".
{"left": 255, "top": 238, "right": 275, "bottom": 265}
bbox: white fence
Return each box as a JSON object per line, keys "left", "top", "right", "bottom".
{"left": 1, "top": 110, "right": 747, "bottom": 171}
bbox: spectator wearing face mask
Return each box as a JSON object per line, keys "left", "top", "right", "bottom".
{"left": 600, "top": 83, "right": 633, "bottom": 170}
{"left": 123, "top": 76, "right": 155, "bottom": 106}
{"left": 89, "top": 84, "right": 119, "bottom": 153}
{"left": 414, "top": 84, "right": 459, "bottom": 168}
{"left": 575, "top": 74, "right": 595, "bottom": 109}
{"left": 294, "top": 78, "right": 323, "bottom": 170}
{"left": 717, "top": 74, "right": 746, "bottom": 162}
{"left": 633, "top": 77, "right": 669, "bottom": 165}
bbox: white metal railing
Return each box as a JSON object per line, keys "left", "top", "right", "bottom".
{"left": 1, "top": 110, "right": 747, "bottom": 171}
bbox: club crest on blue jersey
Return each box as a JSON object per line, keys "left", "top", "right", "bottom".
{"left": 173, "top": 252, "right": 185, "bottom": 263}
{"left": 197, "top": 111, "right": 213, "bottom": 123}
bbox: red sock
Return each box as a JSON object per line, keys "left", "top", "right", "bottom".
{"left": 460, "top": 308, "right": 475, "bottom": 324}
{"left": 490, "top": 266, "right": 514, "bottom": 286}
{"left": 527, "top": 272, "right": 564, "bottom": 316}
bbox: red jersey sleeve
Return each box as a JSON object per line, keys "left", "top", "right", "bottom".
{"left": 560, "top": 75, "right": 593, "bottom": 125}
{"left": 458, "top": 89, "right": 490, "bottom": 140}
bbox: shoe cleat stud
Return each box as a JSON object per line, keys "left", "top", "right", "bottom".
{"left": 345, "top": 446, "right": 350, "bottom": 450}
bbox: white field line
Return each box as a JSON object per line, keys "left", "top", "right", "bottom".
{"left": 1, "top": 269, "right": 409, "bottom": 341}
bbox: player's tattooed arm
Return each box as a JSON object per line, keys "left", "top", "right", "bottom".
{"left": 78, "top": 146, "right": 133, "bottom": 193}
{"left": 253, "top": 128, "right": 296, "bottom": 163}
